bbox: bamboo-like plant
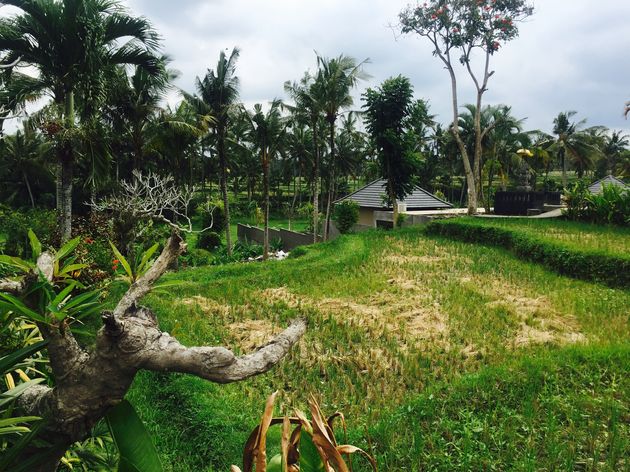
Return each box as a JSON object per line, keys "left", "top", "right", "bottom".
{"left": 232, "top": 392, "right": 377, "bottom": 472}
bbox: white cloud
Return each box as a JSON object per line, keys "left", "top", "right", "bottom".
{"left": 5, "top": 0, "right": 630, "bottom": 135}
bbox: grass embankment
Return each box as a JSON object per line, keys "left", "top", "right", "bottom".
{"left": 456, "top": 217, "right": 630, "bottom": 256}
{"left": 426, "top": 217, "right": 630, "bottom": 289}
{"left": 128, "top": 226, "right": 630, "bottom": 471}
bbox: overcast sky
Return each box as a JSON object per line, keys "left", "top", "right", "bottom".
{"left": 7, "top": 0, "right": 630, "bottom": 135}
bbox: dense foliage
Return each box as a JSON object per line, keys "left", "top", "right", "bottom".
{"left": 332, "top": 200, "right": 360, "bottom": 234}
{"left": 564, "top": 181, "right": 630, "bottom": 226}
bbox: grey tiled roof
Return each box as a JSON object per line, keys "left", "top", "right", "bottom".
{"left": 336, "top": 179, "right": 453, "bottom": 210}
{"left": 588, "top": 175, "right": 628, "bottom": 195}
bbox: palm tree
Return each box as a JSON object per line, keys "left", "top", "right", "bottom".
{"left": 106, "top": 58, "right": 177, "bottom": 173}
{"left": 152, "top": 102, "right": 203, "bottom": 186}
{"left": 1, "top": 123, "right": 51, "bottom": 208}
{"left": 0, "top": 0, "right": 160, "bottom": 241}
{"left": 247, "top": 100, "right": 286, "bottom": 259}
{"left": 550, "top": 111, "right": 602, "bottom": 186}
{"left": 187, "top": 48, "right": 240, "bottom": 255}
{"left": 285, "top": 117, "right": 313, "bottom": 222}
{"left": 284, "top": 72, "right": 324, "bottom": 243}
{"left": 313, "top": 53, "right": 369, "bottom": 239}
{"left": 602, "top": 131, "right": 629, "bottom": 176}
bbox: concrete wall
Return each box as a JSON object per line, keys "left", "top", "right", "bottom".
{"left": 358, "top": 208, "right": 375, "bottom": 227}
{"left": 374, "top": 210, "right": 435, "bottom": 227}
{"left": 237, "top": 224, "right": 281, "bottom": 246}
{"left": 237, "top": 224, "right": 320, "bottom": 250}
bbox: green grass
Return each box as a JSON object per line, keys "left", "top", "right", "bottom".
{"left": 126, "top": 226, "right": 630, "bottom": 471}
{"left": 467, "top": 217, "right": 630, "bottom": 256}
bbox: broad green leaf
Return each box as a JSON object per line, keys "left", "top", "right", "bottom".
{"left": 106, "top": 400, "right": 163, "bottom": 472}
{"left": 55, "top": 237, "right": 81, "bottom": 262}
{"left": 0, "top": 294, "right": 47, "bottom": 323}
{"left": 0, "top": 416, "right": 40, "bottom": 433}
{"left": 118, "top": 457, "right": 143, "bottom": 472}
{"left": 137, "top": 243, "right": 159, "bottom": 274}
{"left": 58, "top": 263, "right": 88, "bottom": 276}
{"left": 109, "top": 242, "right": 134, "bottom": 282}
{"left": 50, "top": 282, "right": 76, "bottom": 309}
{"left": 62, "top": 289, "right": 101, "bottom": 312}
{"left": 0, "top": 340, "right": 47, "bottom": 375}
{"left": 28, "top": 230, "right": 41, "bottom": 260}
{"left": 0, "top": 426, "right": 31, "bottom": 435}
{"left": 267, "top": 454, "right": 283, "bottom": 472}
{"left": 0, "top": 255, "right": 33, "bottom": 273}
{"left": 300, "top": 431, "right": 326, "bottom": 472}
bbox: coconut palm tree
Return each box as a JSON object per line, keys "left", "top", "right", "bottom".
{"left": 1, "top": 123, "right": 51, "bottom": 208}
{"left": 602, "top": 131, "right": 630, "bottom": 176}
{"left": 0, "top": 0, "right": 160, "bottom": 241}
{"left": 312, "top": 53, "right": 369, "bottom": 239}
{"left": 187, "top": 48, "right": 240, "bottom": 255}
{"left": 247, "top": 100, "right": 286, "bottom": 259}
{"left": 284, "top": 72, "right": 324, "bottom": 243}
{"left": 550, "top": 111, "right": 602, "bottom": 186}
{"left": 105, "top": 57, "right": 177, "bottom": 173}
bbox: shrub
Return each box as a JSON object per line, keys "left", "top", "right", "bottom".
{"left": 270, "top": 237, "right": 283, "bottom": 252}
{"left": 0, "top": 206, "right": 58, "bottom": 258}
{"left": 332, "top": 200, "right": 359, "bottom": 234}
{"left": 425, "top": 219, "right": 630, "bottom": 289}
{"left": 179, "top": 248, "right": 212, "bottom": 268}
{"left": 196, "top": 231, "right": 222, "bottom": 251}
{"left": 211, "top": 240, "right": 263, "bottom": 265}
{"left": 396, "top": 212, "right": 408, "bottom": 227}
{"left": 564, "top": 180, "right": 630, "bottom": 226}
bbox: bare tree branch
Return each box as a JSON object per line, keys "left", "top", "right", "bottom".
{"left": 141, "top": 318, "right": 307, "bottom": 383}
{"left": 90, "top": 170, "right": 214, "bottom": 234}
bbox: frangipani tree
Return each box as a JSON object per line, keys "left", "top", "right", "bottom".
{"left": 400, "top": 0, "right": 534, "bottom": 214}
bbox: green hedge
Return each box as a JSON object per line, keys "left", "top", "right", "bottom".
{"left": 425, "top": 219, "right": 630, "bottom": 289}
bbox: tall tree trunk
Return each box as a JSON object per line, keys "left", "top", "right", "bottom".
{"left": 23, "top": 171, "right": 35, "bottom": 209}
{"left": 290, "top": 168, "right": 301, "bottom": 232}
{"left": 388, "top": 168, "right": 398, "bottom": 229}
{"left": 59, "top": 91, "right": 75, "bottom": 243}
{"left": 443, "top": 57, "right": 477, "bottom": 214}
{"left": 324, "top": 119, "right": 336, "bottom": 241}
{"left": 311, "top": 117, "right": 320, "bottom": 243}
{"left": 218, "top": 126, "right": 232, "bottom": 256}
{"left": 561, "top": 149, "right": 568, "bottom": 188}
{"left": 262, "top": 150, "right": 270, "bottom": 261}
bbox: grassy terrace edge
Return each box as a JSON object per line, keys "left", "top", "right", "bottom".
{"left": 424, "top": 218, "right": 630, "bottom": 289}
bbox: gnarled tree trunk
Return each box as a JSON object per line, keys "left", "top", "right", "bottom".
{"left": 6, "top": 234, "right": 305, "bottom": 471}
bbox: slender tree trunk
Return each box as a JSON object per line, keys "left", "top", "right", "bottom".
{"left": 290, "top": 168, "right": 301, "bottom": 232}
{"left": 561, "top": 149, "right": 568, "bottom": 188}
{"left": 311, "top": 118, "right": 320, "bottom": 243}
{"left": 59, "top": 91, "right": 75, "bottom": 243}
{"left": 218, "top": 126, "right": 232, "bottom": 256}
{"left": 388, "top": 169, "right": 398, "bottom": 229}
{"left": 262, "top": 150, "right": 270, "bottom": 261}
{"left": 486, "top": 165, "right": 494, "bottom": 213}
{"left": 23, "top": 171, "right": 35, "bottom": 209}
{"left": 443, "top": 57, "right": 477, "bottom": 214}
{"left": 56, "top": 162, "right": 62, "bottom": 215}
{"left": 324, "top": 119, "right": 336, "bottom": 241}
